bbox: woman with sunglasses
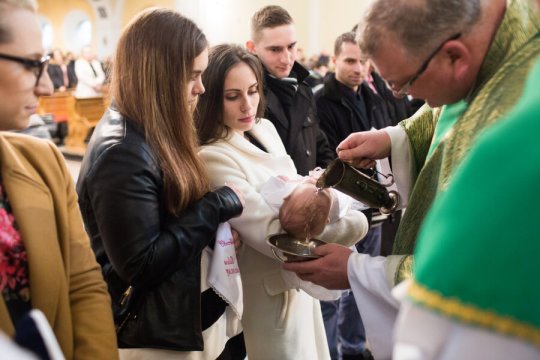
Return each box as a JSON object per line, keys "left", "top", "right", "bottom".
{"left": 0, "top": 0, "right": 118, "bottom": 358}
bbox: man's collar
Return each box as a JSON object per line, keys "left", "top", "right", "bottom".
{"left": 321, "top": 72, "right": 341, "bottom": 100}
{"left": 322, "top": 73, "right": 360, "bottom": 101}
{"left": 291, "top": 61, "right": 310, "bottom": 83}
{"left": 263, "top": 61, "right": 310, "bottom": 86}
{"left": 264, "top": 61, "right": 310, "bottom": 83}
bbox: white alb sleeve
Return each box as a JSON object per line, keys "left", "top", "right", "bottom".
{"left": 347, "top": 253, "right": 400, "bottom": 360}
{"left": 384, "top": 125, "right": 413, "bottom": 208}
{"left": 393, "top": 298, "right": 540, "bottom": 360}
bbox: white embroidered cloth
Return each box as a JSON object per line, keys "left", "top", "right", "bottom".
{"left": 207, "top": 223, "right": 243, "bottom": 318}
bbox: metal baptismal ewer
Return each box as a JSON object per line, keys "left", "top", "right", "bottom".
{"left": 316, "top": 159, "right": 400, "bottom": 214}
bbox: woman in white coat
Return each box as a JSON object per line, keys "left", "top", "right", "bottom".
{"left": 195, "top": 44, "right": 368, "bottom": 360}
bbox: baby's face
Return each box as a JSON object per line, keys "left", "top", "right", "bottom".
{"left": 279, "top": 183, "right": 332, "bottom": 239}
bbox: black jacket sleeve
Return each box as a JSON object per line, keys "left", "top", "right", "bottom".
{"left": 83, "top": 143, "right": 242, "bottom": 289}
{"left": 310, "top": 98, "right": 335, "bottom": 168}
{"left": 315, "top": 96, "right": 341, "bottom": 154}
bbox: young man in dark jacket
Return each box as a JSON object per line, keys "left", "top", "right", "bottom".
{"left": 361, "top": 66, "right": 421, "bottom": 130}
{"left": 246, "top": 5, "right": 333, "bottom": 175}
{"left": 314, "top": 31, "right": 419, "bottom": 360}
{"left": 315, "top": 32, "right": 372, "bottom": 152}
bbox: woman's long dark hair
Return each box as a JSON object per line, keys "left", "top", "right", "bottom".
{"left": 195, "top": 44, "right": 265, "bottom": 145}
{"left": 111, "top": 8, "right": 209, "bottom": 214}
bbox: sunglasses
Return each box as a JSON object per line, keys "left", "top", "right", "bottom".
{"left": 0, "top": 53, "right": 50, "bottom": 86}
{"left": 389, "top": 33, "right": 462, "bottom": 97}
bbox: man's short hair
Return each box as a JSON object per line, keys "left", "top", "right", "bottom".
{"left": 250, "top": 5, "right": 293, "bottom": 43}
{"left": 334, "top": 32, "right": 357, "bottom": 57}
{"left": 359, "top": 0, "right": 481, "bottom": 58}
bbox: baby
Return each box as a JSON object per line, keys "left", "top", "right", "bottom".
{"left": 260, "top": 174, "right": 350, "bottom": 240}
{"left": 260, "top": 174, "right": 357, "bottom": 300}
{"left": 279, "top": 177, "right": 333, "bottom": 240}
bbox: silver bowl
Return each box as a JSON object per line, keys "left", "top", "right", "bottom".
{"left": 267, "top": 234, "right": 325, "bottom": 262}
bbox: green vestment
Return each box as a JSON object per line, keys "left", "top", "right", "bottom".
{"left": 390, "top": 0, "right": 540, "bottom": 284}
{"left": 410, "top": 58, "right": 540, "bottom": 349}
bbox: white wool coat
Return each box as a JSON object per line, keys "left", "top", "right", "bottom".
{"left": 200, "top": 119, "right": 368, "bottom": 360}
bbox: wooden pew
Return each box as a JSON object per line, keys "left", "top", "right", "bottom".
{"left": 37, "top": 91, "right": 73, "bottom": 144}
{"left": 37, "top": 91, "right": 71, "bottom": 122}
{"left": 65, "top": 96, "right": 107, "bottom": 155}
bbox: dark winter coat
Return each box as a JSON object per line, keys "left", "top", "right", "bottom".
{"left": 263, "top": 62, "right": 334, "bottom": 175}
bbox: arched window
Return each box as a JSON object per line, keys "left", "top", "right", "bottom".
{"left": 76, "top": 20, "right": 92, "bottom": 47}
{"left": 63, "top": 10, "right": 93, "bottom": 54}
{"left": 39, "top": 16, "right": 54, "bottom": 52}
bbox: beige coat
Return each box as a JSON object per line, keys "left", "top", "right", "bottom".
{"left": 0, "top": 133, "right": 118, "bottom": 359}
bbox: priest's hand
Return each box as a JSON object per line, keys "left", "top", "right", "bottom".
{"left": 282, "top": 243, "right": 352, "bottom": 290}
{"left": 337, "top": 129, "right": 391, "bottom": 168}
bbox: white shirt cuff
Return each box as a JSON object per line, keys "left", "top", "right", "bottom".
{"left": 384, "top": 126, "right": 413, "bottom": 208}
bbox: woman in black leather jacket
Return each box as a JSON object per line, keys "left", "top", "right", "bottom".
{"left": 76, "top": 8, "right": 244, "bottom": 359}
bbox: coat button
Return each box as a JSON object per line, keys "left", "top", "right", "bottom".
{"left": 306, "top": 149, "right": 311, "bottom": 156}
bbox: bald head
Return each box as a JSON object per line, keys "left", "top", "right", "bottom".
{"left": 81, "top": 46, "right": 95, "bottom": 61}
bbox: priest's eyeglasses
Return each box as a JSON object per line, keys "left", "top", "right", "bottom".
{"left": 0, "top": 53, "right": 50, "bottom": 86}
{"left": 389, "top": 33, "right": 462, "bottom": 97}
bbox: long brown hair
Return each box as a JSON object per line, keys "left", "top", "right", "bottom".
{"left": 111, "top": 7, "right": 209, "bottom": 214}
{"left": 195, "top": 44, "right": 265, "bottom": 145}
